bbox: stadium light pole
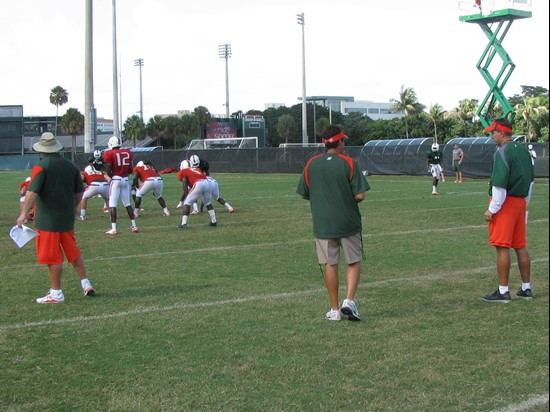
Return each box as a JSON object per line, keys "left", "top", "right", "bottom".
{"left": 297, "top": 13, "right": 308, "bottom": 145}
{"left": 219, "top": 43, "right": 232, "bottom": 117}
{"left": 84, "top": 0, "right": 95, "bottom": 153}
{"left": 112, "top": 0, "right": 120, "bottom": 138}
{"left": 134, "top": 58, "right": 144, "bottom": 122}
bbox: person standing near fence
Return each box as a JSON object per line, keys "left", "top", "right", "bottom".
{"left": 452, "top": 143, "right": 465, "bottom": 183}
{"left": 296, "top": 125, "right": 370, "bottom": 322}
{"left": 16, "top": 132, "right": 95, "bottom": 303}
{"left": 483, "top": 118, "right": 534, "bottom": 302}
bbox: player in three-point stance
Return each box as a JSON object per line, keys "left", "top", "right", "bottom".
{"left": 132, "top": 160, "right": 170, "bottom": 217}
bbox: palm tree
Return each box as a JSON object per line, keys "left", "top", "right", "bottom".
{"left": 514, "top": 96, "right": 549, "bottom": 141}
{"left": 49, "top": 86, "right": 68, "bottom": 136}
{"left": 446, "top": 99, "right": 479, "bottom": 137}
{"left": 193, "top": 106, "right": 211, "bottom": 139}
{"left": 123, "top": 115, "right": 146, "bottom": 148}
{"left": 60, "top": 108, "right": 84, "bottom": 162}
{"left": 428, "top": 104, "right": 445, "bottom": 143}
{"left": 179, "top": 114, "right": 200, "bottom": 148}
{"left": 390, "top": 85, "right": 424, "bottom": 138}
{"left": 276, "top": 114, "right": 296, "bottom": 145}
{"left": 146, "top": 115, "right": 165, "bottom": 147}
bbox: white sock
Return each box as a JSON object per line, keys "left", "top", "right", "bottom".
{"left": 131, "top": 219, "right": 137, "bottom": 228}
{"left": 224, "top": 202, "right": 232, "bottom": 210}
{"left": 80, "top": 210, "right": 86, "bottom": 217}
{"left": 112, "top": 223, "right": 117, "bottom": 231}
{"left": 522, "top": 282, "right": 531, "bottom": 291}
{"left": 51, "top": 289, "right": 63, "bottom": 296}
{"left": 499, "top": 285, "right": 509, "bottom": 294}
{"left": 181, "top": 215, "right": 189, "bottom": 225}
{"left": 163, "top": 207, "right": 169, "bottom": 213}
{"left": 432, "top": 186, "right": 437, "bottom": 192}
{"left": 208, "top": 209, "right": 217, "bottom": 223}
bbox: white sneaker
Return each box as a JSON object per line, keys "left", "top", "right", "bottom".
{"left": 341, "top": 299, "right": 361, "bottom": 321}
{"left": 105, "top": 229, "right": 118, "bottom": 235}
{"left": 163, "top": 211, "right": 171, "bottom": 217}
{"left": 325, "top": 309, "right": 341, "bottom": 321}
{"left": 81, "top": 279, "right": 95, "bottom": 296}
{"left": 36, "top": 290, "right": 64, "bottom": 304}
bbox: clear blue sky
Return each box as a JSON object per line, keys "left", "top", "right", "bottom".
{"left": 1, "top": 0, "right": 548, "bottom": 121}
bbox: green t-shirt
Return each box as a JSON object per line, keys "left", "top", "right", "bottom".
{"left": 426, "top": 150, "right": 443, "bottom": 164}
{"left": 489, "top": 141, "right": 534, "bottom": 197}
{"left": 296, "top": 153, "right": 370, "bottom": 239}
{"left": 28, "top": 153, "right": 84, "bottom": 232}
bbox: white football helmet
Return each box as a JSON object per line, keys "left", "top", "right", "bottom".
{"left": 528, "top": 144, "right": 533, "bottom": 150}
{"left": 431, "top": 143, "right": 439, "bottom": 152}
{"left": 189, "top": 155, "right": 200, "bottom": 168}
{"left": 93, "top": 149, "right": 102, "bottom": 160}
{"left": 84, "top": 165, "right": 95, "bottom": 174}
{"left": 180, "top": 160, "right": 190, "bottom": 170}
{"left": 136, "top": 161, "right": 145, "bottom": 168}
{"left": 108, "top": 136, "right": 121, "bottom": 149}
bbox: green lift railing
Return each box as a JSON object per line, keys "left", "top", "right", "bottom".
{"left": 460, "top": 4, "right": 531, "bottom": 128}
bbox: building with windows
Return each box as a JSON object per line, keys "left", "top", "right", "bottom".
{"left": 340, "top": 100, "right": 403, "bottom": 120}
{"left": 97, "top": 118, "right": 113, "bottom": 133}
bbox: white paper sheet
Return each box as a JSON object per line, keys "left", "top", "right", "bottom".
{"left": 9, "top": 225, "right": 38, "bottom": 248}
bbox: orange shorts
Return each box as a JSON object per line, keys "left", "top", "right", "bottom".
{"left": 488, "top": 196, "right": 527, "bottom": 249}
{"left": 35, "top": 230, "right": 82, "bottom": 265}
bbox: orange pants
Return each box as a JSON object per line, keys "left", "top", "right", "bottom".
{"left": 488, "top": 196, "right": 527, "bottom": 249}
{"left": 35, "top": 230, "right": 82, "bottom": 265}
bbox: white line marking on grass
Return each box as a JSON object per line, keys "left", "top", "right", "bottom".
{"left": 1, "top": 258, "right": 547, "bottom": 332}
{"left": 1, "top": 220, "right": 548, "bottom": 270}
{"left": 491, "top": 394, "right": 549, "bottom": 412}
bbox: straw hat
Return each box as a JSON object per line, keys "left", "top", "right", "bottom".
{"left": 33, "top": 132, "right": 63, "bottom": 153}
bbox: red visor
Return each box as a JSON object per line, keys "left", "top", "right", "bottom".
{"left": 322, "top": 131, "right": 348, "bottom": 144}
{"left": 484, "top": 121, "right": 512, "bottom": 133}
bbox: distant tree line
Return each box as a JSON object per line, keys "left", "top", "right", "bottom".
{"left": 57, "top": 84, "right": 549, "bottom": 151}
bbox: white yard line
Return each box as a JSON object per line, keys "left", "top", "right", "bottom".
{"left": 491, "top": 394, "right": 549, "bottom": 412}
{"left": 0, "top": 257, "right": 547, "bottom": 332}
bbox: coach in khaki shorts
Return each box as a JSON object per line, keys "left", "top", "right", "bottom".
{"left": 296, "top": 125, "right": 370, "bottom": 322}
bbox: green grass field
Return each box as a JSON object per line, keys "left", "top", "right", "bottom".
{"left": 0, "top": 171, "right": 548, "bottom": 411}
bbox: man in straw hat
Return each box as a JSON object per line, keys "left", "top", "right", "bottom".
{"left": 16, "top": 132, "right": 95, "bottom": 303}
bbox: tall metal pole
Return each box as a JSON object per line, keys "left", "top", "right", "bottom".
{"left": 134, "top": 58, "right": 144, "bottom": 122}
{"left": 84, "top": 0, "right": 95, "bottom": 153}
{"left": 219, "top": 44, "right": 232, "bottom": 117}
{"left": 112, "top": 0, "right": 120, "bottom": 138}
{"left": 297, "top": 13, "right": 307, "bottom": 145}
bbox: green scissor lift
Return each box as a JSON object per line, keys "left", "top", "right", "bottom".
{"left": 460, "top": 5, "right": 531, "bottom": 128}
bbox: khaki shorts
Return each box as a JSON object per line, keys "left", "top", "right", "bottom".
{"left": 315, "top": 233, "right": 363, "bottom": 265}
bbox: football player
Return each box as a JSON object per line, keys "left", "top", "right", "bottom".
{"left": 176, "top": 160, "right": 217, "bottom": 228}
{"left": 132, "top": 160, "right": 170, "bottom": 217}
{"left": 103, "top": 136, "right": 139, "bottom": 234}
{"left": 79, "top": 165, "right": 110, "bottom": 220}
{"left": 426, "top": 142, "right": 443, "bottom": 195}
{"left": 190, "top": 155, "right": 235, "bottom": 214}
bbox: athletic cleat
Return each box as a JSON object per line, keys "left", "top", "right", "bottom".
{"left": 341, "top": 299, "right": 362, "bottom": 321}
{"left": 177, "top": 224, "right": 187, "bottom": 229}
{"left": 483, "top": 290, "right": 512, "bottom": 303}
{"left": 432, "top": 192, "right": 438, "bottom": 195}
{"left": 81, "top": 279, "right": 95, "bottom": 296}
{"left": 176, "top": 202, "right": 183, "bottom": 209}
{"left": 139, "top": 208, "right": 145, "bottom": 212}
{"left": 516, "top": 288, "right": 533, "bottom": 299}
{"left": 105, "top": 229, "right": 118, "bottom": 235}
{"left": 78, "top": 215, "right": 86, "bottom": 221}
{"left": 131, "top": 227, "right": 140, "bottom": 233}
{"left": 229, "top": 208, "right": 235, "bottom": 213}
{"left": 36, "top": 290, "right": 65, "bottom": 304}
{"left": 325, "top": 309, "right": 341, "bottom": 321}
{"left": 102, "top": 207, "right": 109, "bottom": 214}
{"left": 163, "top": 211, "right": 171, "bottom": 217}
{"left": 209, "top": 222, "right": 217, "bottom": 227}
{"left": 190, "top": 210, "right": 199, "bottom": 215}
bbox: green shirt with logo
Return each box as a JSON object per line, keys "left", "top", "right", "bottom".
{"left": 29, "top": 153, "right": 84, "bottom": 232}
{"left": 296, "top": 153, "right": 370, "bottom": 239}
{"left": 489, "top": 141, "right": 534, "bottom": 197}
{"left": 426, "top": 150, "right": 443, "bottom": 165}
